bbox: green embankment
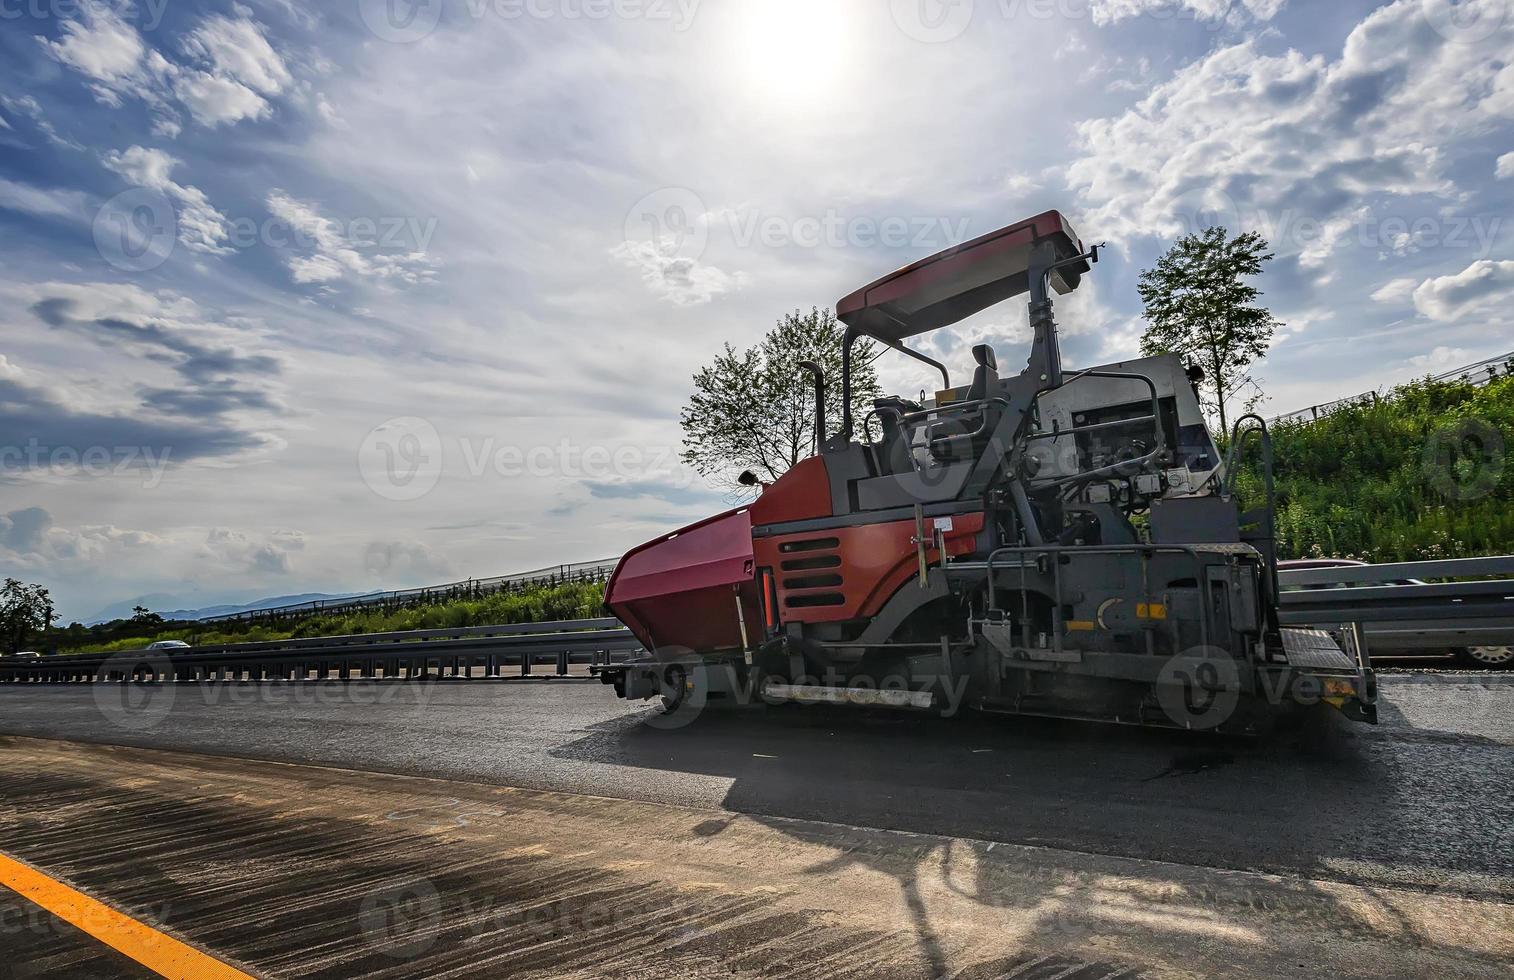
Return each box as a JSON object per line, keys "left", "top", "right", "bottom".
{"left": 65, "top": 580, "right": 607, "bottom": 654}
{"left": 1232, "top": 368, "right": 1514, "bottom": 562}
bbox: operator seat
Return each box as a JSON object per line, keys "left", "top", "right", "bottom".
{"left": 967, "top": 344, "right": 998, "bottom": 400}
{"left": 929, "top": 344, "right": 1001, "bottom": 461}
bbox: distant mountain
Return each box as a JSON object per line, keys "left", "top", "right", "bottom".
{"left": 85, "top": 592, "right": 368, "bottom": 626}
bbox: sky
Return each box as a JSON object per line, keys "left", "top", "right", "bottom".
{"left": 1, "top": 0, "right": 1511, "bottom": 621}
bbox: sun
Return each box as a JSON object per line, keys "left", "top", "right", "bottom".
{"left": 729, "top": 0, "right": 855, "bottom": 109}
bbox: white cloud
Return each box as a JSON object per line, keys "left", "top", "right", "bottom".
{"left": 37, "top": 5, "right": 146, "bottom": 95}
{"left": 363, "top": 541, "right": 454, "bottom": 583}
{"left": 1412, "top": 260, "right": 1514, "bottom": 321}
{"left": 40, "top": 8, "right": 295, "bottom": 130}
{"left": 265, "top": 190, "right": 437, "bottom": 286}
{"left": 1004, "top": 173, "right": 1041, "bottom": 196}
{"left": 0, "top": 177, "right": 87, "bottom": 220}
{"left": 0, "top": 95, "right": 83, "bottom": 150}
{"left": 1069, "top": 0, "right": 1513, "bottom": 268}
{"left": 1405, "top": 345, "right": 1472, "bottom": 373}
{"left": 172, "top": 70, "right": 271, "bottom": 127}
{"left": 102, "top": 146, "right": 234, "bottom": 255}
{"left": 204, "top": 527, "right": 298, "bottom": 575}
{"left": 1497, "top": 151, "right": 1514, "bottom": 179}
{"left": 1370, "top": 277, "right": 1418, "bottom": 304}
{"left": 170, "top": 14, "right": 292, "bottom": 127}
{"left": 610, "top": 239, "right": 747, "bottom": 306}
{"left": 1088, "top": 0, "right": 1286, "bottom": 26}
{"left": 180, "top": 15, "right": 292, "bottom": 97}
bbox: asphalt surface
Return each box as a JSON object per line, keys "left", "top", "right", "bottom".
{"left": 3, "top": 736, "right": 1512, "bottom": 980}
{"left": 2, "top": 673, "right": 1512, "bottom": 901}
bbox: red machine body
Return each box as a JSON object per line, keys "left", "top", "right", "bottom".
{"left": 605, "top": 508, "right": 760, "bottom": 654}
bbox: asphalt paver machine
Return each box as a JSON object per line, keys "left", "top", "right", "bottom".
{"left": 599, "top": 210, "right": 1376, "bottom": 732}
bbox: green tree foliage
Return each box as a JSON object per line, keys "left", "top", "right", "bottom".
{"left": 1138, "top": 227, "right": 1282, "bottom": 437}
{"left": 131, "top": 605, "right": 164, "bottom": 627}
{"left": 1229, "top": 366, "right": 1514, "bottom": 561}
{"left": 680, "top": 308, "right": 881, "bottom": 487}
{"left": 1, "top": 579, "right": 57, "bottom": 654}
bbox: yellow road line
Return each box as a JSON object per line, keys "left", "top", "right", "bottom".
{"left": 0, "top": 850, "right": 254, "bottom": 980}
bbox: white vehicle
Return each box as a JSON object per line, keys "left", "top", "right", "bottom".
{"left": 146, "top": 640, "right": 192, "bottom": 651}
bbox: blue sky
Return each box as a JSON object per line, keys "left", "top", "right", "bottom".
{"left": 1, "top": 0, "right": 1511, "bottom": 620}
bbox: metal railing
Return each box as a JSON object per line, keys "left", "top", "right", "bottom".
{"left": 0, "top": 618, "right": 642, "bottom": 684}
{"left": 1277, "top": 555, "right": 1514, "bottom": 651}
{"left": 1269, "top": 349, "right": 1513, "bottom": 426}
{"left": 195, "top": 559, "right": 619, "bottom": 625}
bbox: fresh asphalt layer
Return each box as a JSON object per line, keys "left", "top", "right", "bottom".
{"left": 1, "top": 673, "right": 1512, "bottom": 901}
{"left": 2, "top": 735, "right": 1512, "bottom": 980}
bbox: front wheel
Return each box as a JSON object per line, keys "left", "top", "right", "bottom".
{"left": 1455, "top": 645, "right": 1513, "bottom": 669}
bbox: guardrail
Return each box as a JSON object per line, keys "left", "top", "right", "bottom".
{"left": 197, "top": 560, "right": 619, "bottom": 625}
{"left": 7, "top": 557, "right": 1512, "bottom": 684}
{"left": 1268, "top": 349, "right": 1512, "bottom": 426}
{"left": 1277, "top": 556, "right": 1514, "bottom": 651}
{"left": 0, "top": 618, "right": 643, "bottom": 684}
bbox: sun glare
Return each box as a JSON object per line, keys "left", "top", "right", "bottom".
{"left": 731, "top": 0, "right": 855, "bottom": 108}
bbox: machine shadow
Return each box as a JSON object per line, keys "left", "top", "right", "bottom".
{"left": 546, "top": 701, "right": 1513, "bottom": 976}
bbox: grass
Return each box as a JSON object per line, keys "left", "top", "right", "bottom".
{"left": 1230, "top": 366, "right": 1514, "bottom": 561}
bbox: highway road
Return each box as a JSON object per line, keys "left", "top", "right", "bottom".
{"left": 1, "top": 674, "right": 1512, "bottom": 978}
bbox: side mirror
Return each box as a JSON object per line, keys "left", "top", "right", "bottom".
{"left": 737, "top": 470, "right": 761, "bottom": 487}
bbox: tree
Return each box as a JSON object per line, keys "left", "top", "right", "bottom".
{"left": 1, "top": 579, "right": 57, "bottom": 654}
{"left": 132, "top": 605, "right": 164, "bottom": 628}
{"left": 1137, "top": 227, "right": 1282, "bottom": 438}
{"left": 680, "top": 308, "right": 881, "bottom": 488}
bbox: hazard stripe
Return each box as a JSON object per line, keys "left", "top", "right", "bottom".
{"left": 0, "top": 850, "right": 254, "bottom": 980}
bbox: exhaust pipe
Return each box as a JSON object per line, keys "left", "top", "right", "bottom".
{"left": 797, "top": 360, "right": 826, "bottom": 451}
